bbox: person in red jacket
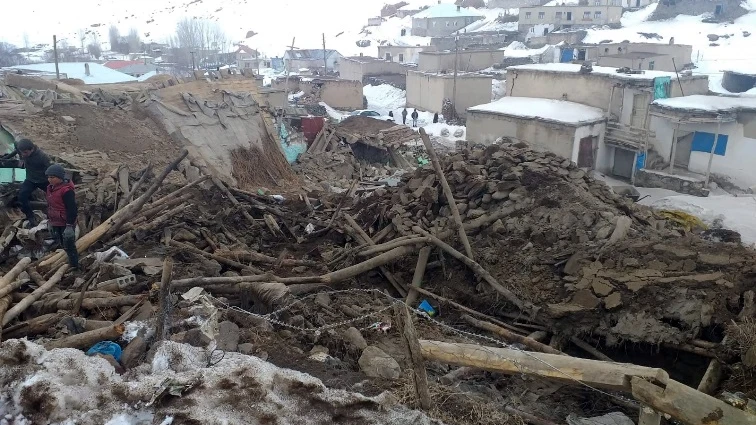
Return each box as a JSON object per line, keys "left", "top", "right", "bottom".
{"left": 45, "top": 164, "right": 78, "bottom": 269}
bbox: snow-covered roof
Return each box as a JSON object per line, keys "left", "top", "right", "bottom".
{"left": 137, "top": 71, "right": 157, "bottom": 82}
{"left": 468, "top": 97, "right": 606, "bottom": 126}
{"left": 507, "top": 63, "right": 702, "bottom": 82}
{"left": 652, "top": 95, "right": 756, "bottom": 113}
{"left": 412, "top": 3, "right": 484, "bottom": 19}
{"left": 8, "top": 62, "right": 136, "bottom": 84}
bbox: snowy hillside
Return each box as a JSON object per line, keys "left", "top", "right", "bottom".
{"left": 584, "top": 1, "right": 756, "bottom": 93}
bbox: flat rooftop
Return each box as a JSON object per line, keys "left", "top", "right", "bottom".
{"left": 600, "top": 51, "right": 666, "bottom": 59}
{"left": 408, "top": 70, "right": 491, "bottom": 79}
{"left": 506, "top": 63, "right": 706, "bottom": 82}
{"left": 468, "top": 97, "right": 606, "bottom": 126}
{"left": 652, "top": 95, "right": 756, "bottom": 113}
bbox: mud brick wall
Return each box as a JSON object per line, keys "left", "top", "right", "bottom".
{"left": 635, "top": 168, "right": 710, "bottom": 197}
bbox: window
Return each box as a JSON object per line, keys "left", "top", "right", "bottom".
{"left": 398, "top": 54, "right": 404, "bottom": 62}
{"left": 385, "top": 53, "right": 391, "bottom": 60}
{"left": 594, "top": 11, "right": 602, "bottom": 18}
{"left": 595, "top": 0, "right": 601, "bottom": 4}
{"left": 525, "top": 11, "right": 531, "bottom": 18}
{"left": 604, "top": 47, "right": 609, "bottom": 53}
{"left": 583, "top": 11, "right": 591, "bottom": 19}
{"left": 556, "top": 11, "right": 563, "bottom": 18}
{"left": 538, "top": 11, "right": 545, "bottom": 18}
{"left": 245, "top": 62, "right": 250, "bottom": 68}
{"left": 648, "top": 61, "right": 655, "bottom": 70}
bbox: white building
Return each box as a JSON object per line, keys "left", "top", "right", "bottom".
{"left": 467, "top": 97, "right": 609, "bottom": 170}
{"left": 7, "top": 62, "right": 136, "bottom": 84}
{"left": 649, "top": 95, "right": 756, "bottom": 189}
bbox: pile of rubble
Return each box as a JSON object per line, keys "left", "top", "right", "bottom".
{"left": 0, "top": 137, "right": 755, "bottom": 424}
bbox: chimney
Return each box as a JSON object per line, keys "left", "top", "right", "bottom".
{"left": 84, "top": 63, "right": 90, "bottom": 77}
{"left": 359, "top": 52, "right": 363, "bottom": 56}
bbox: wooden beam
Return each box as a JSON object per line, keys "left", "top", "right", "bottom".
{"left": 631, "top": 376, "right": 756, "bottom": 425}
{"left": 419, "top": 340, "right": 669, "bottom": 393}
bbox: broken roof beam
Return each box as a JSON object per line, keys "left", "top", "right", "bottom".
{"left": 419, "top": 340, "right": 669, "bottom": 393}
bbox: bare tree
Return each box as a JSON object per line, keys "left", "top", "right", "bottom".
{"left": 0, "top": 42, "right": 25, "bottom": 67}
{"left": 127, "top": 28, "right": 141, "bottom": 54}
{"left": 22, "top": 33, "right": 30, "bottom": 50}
{"left": 78, "top": 29, "right": 87, "bottom": 53}
{"left": 171, "top": 18, "right": 227, "bottom": 68}
{"left": 88, "top": 32, "right": 102, "bottom": 59}
{"left": 108, "top": 25, "right": 120, "bottom": 51}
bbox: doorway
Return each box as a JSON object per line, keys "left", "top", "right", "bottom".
{"left": 577, "top": 136, "right": 595, "bottom": 168}
{"left": 566, "top": 11, "right": 572, "bottom": 20}
{"left": 612, "top": 148, "right": 634, "bottom": 179}
{"left": 630, "top": 93, "right": 647, "bottom": 128}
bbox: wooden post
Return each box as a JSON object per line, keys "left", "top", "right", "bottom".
{"left": 420, "top": 340, "right": 669, "bottom": 392}
{"left": 0, "top": 257, "right": 32, "bottom": 299}
{"left": 0, "top": 296, "right": 11, "bottom": 341}
{"left": 631, "top": 376, "right": 756, "bottom": 425}
{"left": 2, "top": 265, "right": 68, "bottom": 326}
{"left": 669, "top": 122, "right": 679, "bottom": 175}
{"left": 283, "top": 37, "right": 296, "bottom": 110}
{"left": 155, "top": 258, "right": 174, "bottom": 342}
{"left": 53, "top": 35, "right": 60, "bottom": 79}
{"left": 45, "top": 324, "right": 125, "bottom": 350}
{"left": 418, "top": 128, "right": 474, "bottom": 261}
{"left": 322, "top": 33, "right": 327, "bottom": 75}
{"left": 696, "top": 359, "right": 723, "bottom": 395}
{"left": 704, "top": 119, "right": 722, "bottom": 186}
{"left": 394, "top": 304, "right": 431, "bottom": 410}
{"left": 405, "top": 246, "right": 431, "bottom": 307}
{"left": 462, "top": 314, "right": 565, "bottom": 355}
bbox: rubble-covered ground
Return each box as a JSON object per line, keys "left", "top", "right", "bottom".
{"left": 1, "top": 89, "right": 755, "bottom": 424}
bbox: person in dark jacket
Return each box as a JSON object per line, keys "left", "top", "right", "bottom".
{"left": 45, "top": 164, "right": 78, "bottom": 269}
{"left": 411, "top": 109, "right": 419, "bottom": 127}
{"left": 1, "top": 139, "right": 51, "bottom": 227}
{"left": 401, "top": 108, "right": 408, "bottom": 125}
{"left": 388, "top": 111, "right": 394, "bottom": 121}
{"left": 433, "top": 112, "right": 439, "bottom": 123}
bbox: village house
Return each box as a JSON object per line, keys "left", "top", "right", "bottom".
{"left": 467, "top": 97, "right": 608, "bottom": 170}
{"left": 417, "top": 49, "right": 506, "bottom": 72}
{"left": 339, "top": 56, "right": 410, "bottom": 88}
{"left": 430, "top": 31, "right": 516, "bottom": 51}
{"left": 488, "top": 0, "right": 543, "bottom": 8}
{"left": 651, "top": 0, "right": 747, "bottom": 22}
{"left": 378, "top": 45, "right": 436, "bottom": 64}
{"left": 720, "top": 68, "right": 756, "bottom": 93}
{"left": 646, "top": 95, "right": 756, "bottom": 191}
{"left": 257, "top": 88, "right": 287, "bottom": 109}
{"left": 406, "top": 70, "right": 492, "bottom": 117}
{"left": 561, "top": 42, "right": 693, "bottom": 72}
{"left": 234, "top": 45, "right": 263, "bottom": 70}
{"left": 283, "top": 49, "right": 343, "bottom": 73}
{"left": 272, "top": 76, "right": 363, "bottom": 110}
{"left": 500, "top": 63, "right": 708, "bottom": 179}
{"left": 103, "top": 60, "right": 159, "bottom": 78}
{"left": 411, "top": 3, "right": 484, "bottom": 37}
{"left": 368, "top": 16, "right": 384, "bottom": 26}
{"left": 518, "top": 4, "right": 623, "bottom": 36}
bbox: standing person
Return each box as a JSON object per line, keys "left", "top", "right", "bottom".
{"left": 1, "top": 139, "right": 51, "bottom": 227}
{"left": 45, "top": 164, "right": 79, "bottom": 269}
{"left": 401, "top": 108, "right": 408, "bottom": 125}
{"left": 411, "top": 109, "right": 419, "bottom": 127}
{"left": 433, "top": 112, "right": 439, "bottom": 123}
{"left": 388, "top": 111, "right": 394, "bottom": 121}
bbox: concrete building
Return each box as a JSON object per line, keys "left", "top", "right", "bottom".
{"left": 234, "top": 45, "right": 262, "bottom": 70}
{"left": 257, "top": 88, "right": 287, "bottom": 109}
{"left": 430, "top": 31, "right": 516, "bottom": 50}
{"left": 650, "top": 0, "right": 747, "bottom": 22}
{"left": 488, "top": 0, "right": 543, "bottom": 8}
{"left": 378, "top": 45, "right": 436, "bottom": 64}
{"left": 562, "top": 42, "right": 693, "bottom": 72}
{"left": 411, "top": 4, "right": 484, "bottom": 37}
{"left": 505, "top": 63, "right": 709, "bottom": 179}
{"left": 467, "top": 97, "right": 609, "bottom": 170}
{"left": 339, "top": 56, "right": 409, "bottom": 88}
{"left": 406, "top": 70, "right": 492, "bottom": 117}
{"left": 301, "top": 78, "right": 364, "bottom": 110}
{"left": 648, "top": 95, "right": 756, "bottom": 190}
{"left": 283, "top": 49, "right": 343, "bottom": 72}
{"left": 518, "top": 5, "right": 623, "bottom": 35}
{"left": 417, "top": 49, "right": 506, "bottom": 72}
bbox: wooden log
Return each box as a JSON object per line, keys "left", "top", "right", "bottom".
{"left": 372, "top": 224, "right": 394, "bottom": 244}
{"left": 462, "top": 314, "right": 565, "bottom": 355}
{"left": 527, "top": 331, "right": 548, "bottom": 342}
{"left": 130, "top": 192, "right": 192, "bottom": 225}
{"left": 3, "top": 265, "right": 68, "bottom": 326}
{"left": 169, "top": 240, "right": 263, "bottom": 274}
{"left": 405, "top": 246, "right": 431, "bottom": 307}
{"left": 663, "top": 342, "right": 717, "bottom": 358}
{"left": 570, "top": 337, "right": 613, "bottom": 361}
{"left": 147, "top": 174, "right": 209, "bottom": 209}
{"left": 155, "top": 258, "right": 173, "bottom": 342}
{"left": 343, "top": 213, "right": 408, "bottom": 297}
{"left": 2, "top": 313, "right": 65, "bottom": 340}
{"left": 107, "top": 203, "right": 186, "bottom": 247}
{"left": 412, "top": 226, "right": 534, "bottom": 316}
{"left": 216, "top": 250, "right": 320, "bottom": 267}
{"left": 696, "top": 359, "right": 723, "bottom": 395}
{"left": 0, "top": 257, "right": 32, "bottom": 298}
{"left": 420, "top": 340, "right": 669, "bottom": 392}
{"left": 0, "top": 296, "right": 10, "bottom": 341}
{"left": 33, "top": 295, "right": 143, "bottom": 312}
{"left": 321, "top": 245, "right": 414, "bottom": 284}
{"left": 44, "top": 324, "right": 125, "bottom": 350}
{"left": 119, "top": 163, "right": 152, "bottom": 210}
{"left": 327, "top": 179, "right": 357, "bottom": 228}
{"left": 116, "top": 165, "right": 130, "bottom": 210}
{"left": 211, "top": 176, "right": 258, "bottom": 227}
{"left": 504, "top": 406, "right": 560, "bottom": 425}
{"left": 394, "top": 304, "right": 431, "bottom": 410}
{"left": 631, "top": 376, "right": 756, "bottom": 425}
{"left": 0, "top": 277, "right": 29, "bottom": 301}
{"left": 409, "top": 286, "right": 530, "bottom": 334}
{"left": 358, "top": 236, "right": 431, "bottom": 257}
{"left": 419, "top": 128, "right": 474, "bottom": 260}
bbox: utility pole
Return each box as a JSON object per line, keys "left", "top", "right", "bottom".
{"left": 322, "top": 33, "right": 327, "bottom": 75}
{"left": 452, "top": 33, "right": 459, "bottom": 119}
{"left": 283, "top": 37, "right": 297, "bottom": 112}
{"left": 256, "top": 48, "right": 260, "bottom": 75}
{"left": 52, "top": 35, "right": 60, "bottom": 79}
{"left": 190, "top": 51, "right": 196, "bottom": 71}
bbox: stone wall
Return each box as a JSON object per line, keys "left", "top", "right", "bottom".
{"left": 650, "top": 0, "right": 747, "bottom": 22}
{"left": 635, "top": 169, "right": 710, "bottom": 197}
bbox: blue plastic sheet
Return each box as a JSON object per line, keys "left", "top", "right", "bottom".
{"left": 86, "top": 341, "right": 122, "bottom": 362}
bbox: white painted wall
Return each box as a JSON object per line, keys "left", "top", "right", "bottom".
{"left": 571, "top": 123, "right": 609, "bottom": 172}
{"left": 649, "top": 116, "right": 756, "bottom": 188}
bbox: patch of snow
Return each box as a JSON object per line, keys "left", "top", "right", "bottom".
{"left": 508, "top": 62, "right": 684, "bottom": 81}
{"left": 136, "top": 71, "right": 157, "bottom": 82}
{"left": 6, "top": 63, "right": 136, "bottom": 84}
{"left": 412, "top": 3, "right": 484, "bottom": 19}
{"left": 501, "top": 41, "right": 552, "bottom": 58}
{"left": 492, "top": 79, "right": 506, "bottom": 100}
{"left": 468, "top": 97, "right": 606, "bottom": 125}
{"left": 653, "top": 94, "right": 756, "bottom": 112}
{"left": 461, "top": 8, "right": 519, "bottom": 32}
{"left": 363, "top": 84, "right": 406, "bottom": 113}
{"left": 319, "top": 102, "right": 349, "bottom": 120}
{"left": 288, "top": 91, "right": 305, "bottom": 101}
{"left": 621, "top": 2, "right": 658, "bottom": 26}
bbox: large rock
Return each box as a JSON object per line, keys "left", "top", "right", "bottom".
{"left": 217, "top": 321, "right": 240, "bottom": 352}
{"left": 120, "top": 337, "right": 147, "bottom": 369}
{"left": 358, "top": 346, "right": 401, "bottom": 379}
{"left": 343, "top": 327, "right": 368, "bottom": 350}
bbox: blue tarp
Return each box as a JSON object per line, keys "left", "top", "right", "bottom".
{"left": 691, "top": 131, "right": 728, "bottom": 156}
{"left": 560, "top": 49, "right": 574, "bottom": 63}
{"left": 635, "top": 152, "right": 646, "bottom": 170}
{"left": 653, "top": 76, "right": 671, "bottom": 100}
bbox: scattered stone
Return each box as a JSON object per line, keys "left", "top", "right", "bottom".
{"left": 707, "top": 34, "right": 719, "bottom": 41}
{"left": 648, "top": 260, "right": 668, "bottom": 271}
{"left": 453, "top": 128, "right": 464, "bottom": 138}
{"left": 60, "top": 115, "right": 76, "bottom": 124}
{"left": 699, "top": 253, "right": 741, "bottom": 266}
{"left": 358, "top": 346, "right": 401, "bottom": 379}
{"left": 591, "top": 279, "right": 614, "bottom": 296}
{"left": 314, "top": 292, "right": 331, "bottom": 308}
{"left": 95, "top": 354, "right": 124, "bottom": 374}
{"left": 173, "top": 229, "right": 198, "bottom": 242}
{"left": 343, "top": 327, "right": 368, "bottom": 350}
{"left": 744, "top": 31, "right": 751, "bottom": 37}
{"left": 547, "top": 303, "right": 588, "bottom": 317}
{"left": 563, "top": 252, "right": 584, "bottom": 275}
{"left": 120, "top": 336, "right": 147, "bottom": 369}
{"left": 570, "top": 290, "right": 601, "bottom": 309}
{"left": 595, "top": 226, "right": 612, "bottom": 240}
{"left": 622, "top": 258, "right": 639, "bottom": 267}
{"left": 310, "top": 345, "right": 329, "bottom": 355}
{"left": 183, "top": 328, "right": 212, "bottom": 347}
{"left": 567, "top": 412, "right": 634, "bottom": 425}
{"left": 653, "top": 244, "right": 696, "bottom": 259}
{"left": 607, "top": 216, "right": 632, "bottom": 244}
{"left": 603, "top": 292, "right": 622, "bottom": 310}
{"left": 238, "top": 343, "right": 255, "bottom": 355}
{"left": 217, "top": 321, "right": 240, "bottom": 352}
